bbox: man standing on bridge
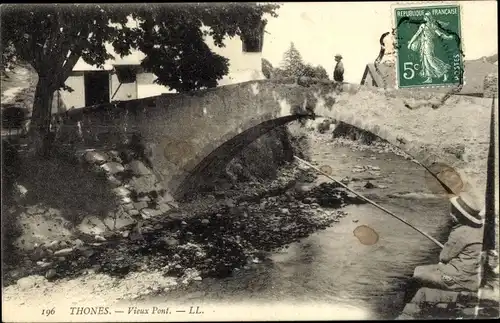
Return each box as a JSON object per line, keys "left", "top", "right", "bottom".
{"left": 333, "top": 54, "right": 344, "bottom": 83}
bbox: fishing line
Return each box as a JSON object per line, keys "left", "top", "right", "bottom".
{"left": 293, "top": 155, "right": 444, "bottom": 249}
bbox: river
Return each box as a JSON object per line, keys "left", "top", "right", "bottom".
{"left": 146, "top": 133, "right": 454, "bottom": 320}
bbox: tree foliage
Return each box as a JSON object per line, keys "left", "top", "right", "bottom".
{"left": 280, "top": 42, "right": 304, "bottom": 77}
{"left": 261, "top": 58, "right": 273, "bottom": 79}
{"left": 0, "top": 3, "right": 280, "bottom": 153}
{"left": 267, "top": 42, "right": 329, "bottom": 80}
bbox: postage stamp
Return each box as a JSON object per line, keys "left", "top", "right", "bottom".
{"left": 393, "top": 3, "right": 464, "bottom": 88}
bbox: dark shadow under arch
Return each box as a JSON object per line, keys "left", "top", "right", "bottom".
{"left": 174, "top": 115, "right": 306, "bottom": 199}
{"left": 174, "top": 113, "right": 458, "bottom": 201}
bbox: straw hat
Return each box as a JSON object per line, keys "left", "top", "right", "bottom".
{"left": 450, "top": 192, "right": 484, "bottom": 225}
{"left": 335, "top": 53, "right": 342, "bottom": 59}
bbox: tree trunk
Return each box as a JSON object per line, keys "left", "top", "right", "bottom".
{"left": 30, "top": 79, "right": 55, "bottom": 157}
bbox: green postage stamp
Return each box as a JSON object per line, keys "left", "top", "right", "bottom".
{"left": 394, "top": 3, "right": 463, "bottom": 88}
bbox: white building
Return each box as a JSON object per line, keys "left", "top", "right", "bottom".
{"left": 55, "top": 18, "right": 266, "bottom": 112}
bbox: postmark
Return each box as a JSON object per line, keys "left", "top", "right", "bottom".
{"left": 393, "top": 3, "right": 464, "bottom": 89}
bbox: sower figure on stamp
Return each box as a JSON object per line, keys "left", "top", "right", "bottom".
{"left": 413, "top": 192, "right": 484, "bottom": 292}
{"left": 333, "top": 54, "right": 344, "bottom": 83}
{"left": 407, "top": 11, "right": 454, "bottom": 84}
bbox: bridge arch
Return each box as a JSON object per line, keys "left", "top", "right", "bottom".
{"left": 60, "top": 79, "right": 494, "bottom": 202}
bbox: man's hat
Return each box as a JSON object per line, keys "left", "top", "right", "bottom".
{"left": 335, "top": 53, "right": 342, "bottom": 59}
{"left": 450, "top": 192, "right": 484, "bottom": 225}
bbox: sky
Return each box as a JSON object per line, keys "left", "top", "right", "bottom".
{"left": 261, "top": 1, "right": 498, "bottom": 83}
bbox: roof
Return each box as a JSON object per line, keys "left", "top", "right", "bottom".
{"left": 361, "top": 62, "right": 395, "bottom": 88}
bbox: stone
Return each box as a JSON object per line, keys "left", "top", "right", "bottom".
{"left": 224, "top": 199, "right": 236, "bottom": 208}
{"left": 53, "top": 247, "right": 74, "bottom": 256}
{"left": 45, "top": 269, "right": 57, "bottom": 279}
{"left": 129, "top": 176, "right": 157, "bottom": 194}
{"left": 46, "top": 240, "right": 60, "bottom": 250}
{"left": 158, "top": 203, "right": 171, "bottom": 214}
{"left": 412, "top": 288, "right": 459, "bottom": 304}
{"left": 125, "top": 160, "right": 152, "bottom": 176}
{"left": 133, "top": 201, "right": 148, "bottom": 210}
{"left": 484, "top": 73, "right": 498, "bottom": 98}
{"left": 32, "top": 247, "right": 49, "bottom": 261}
{"left": 137, "top": 195, "right": 151, "bottom": 202}
{"left": 161, "top": 191, "right": 175, "bottom": 202}
{"left": 402, "top": 303, "right": 421, "bottom": 316}
{"left": 77, "top": 216, "right": 107, "bottom": 235}
{"left": 107, "top": 175, "right": 122, "bottom": 187}
{"left": 84, "top": 151, "right": 108, "bottom": 165}
{"left": 395, "top": 313, "right": 414, "bottom": 320}
{"left": 128, "top": 209, "right": 140, "bottom": 217}
{"left": 280, "top": 208, "right": 290, "bottom": 215}
{"left": 113, "top": 214, "right": 135, "bottom": 230}
{"left": 457, "top": 291, "right": 479, "bottom": 304}
{"left": 166, "top": 201, "right": 179, "bottom": 209}
{"left": 26, "top": 206, "right": 43, "bottom": 215}
{"left": 122, "top": 203, "right": 134, "bottom": 211}
{"left": 36, "top": 261, "right": 52, "bottom": 268}
{"left": 364, "top": 182, "right": 376, "bottom": 189}
{"left": 163, "top": 237, "right": 179, "bottom": 247}
{"left": 121, "top": 197, "right": 132, "bottom": 204}
{"left": 17, "top": 275, "right": 46, "bottom": 289}
{"left": 436, "top": 303, "right": 449, "bottom": 309}
{"left": 80, "top": 248, "right": 95, "bottom": 258}
{"left": 461, "top": 307, "right": 477, "bottom": 316}
{"left": 94, "top": 235, "right": 106, "bottom": 242}
{"left": 100, "top": 162, "right": 125, "bottom": 175}
{"left": 73, "top": 239, "right": 84, "bottom": 247}
{"left": 303, "top": 197, "right": 314, "bottom": 204}
{"left": 113, "top": 187, "right": 131, "bottom": 197}
{"left": 140, "top": 208, "right": 161, "bottom": 219}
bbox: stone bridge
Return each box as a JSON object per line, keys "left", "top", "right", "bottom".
{"left": 58, "top": 78, "right": 498, "bottom": 203}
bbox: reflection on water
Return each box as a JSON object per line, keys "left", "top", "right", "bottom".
{"left": 150, "top": 146, "right": 453, "bottom": 319}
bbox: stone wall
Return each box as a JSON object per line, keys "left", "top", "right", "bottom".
{"left": 484, "top": 73, "right": 498, "bottom": 98}
{"left": 76, "top": 148, "right": 178, "bottom": 235}
{"left": 397, "top": 287, "right": 499, "bottom": 319}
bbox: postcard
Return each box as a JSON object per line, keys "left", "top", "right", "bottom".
{"left": 1, "top": 2, "right": 498, "bottom": 321}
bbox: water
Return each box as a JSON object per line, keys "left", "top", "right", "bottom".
{"left": 148, "top": 139, "right": 453, "bottom": 319}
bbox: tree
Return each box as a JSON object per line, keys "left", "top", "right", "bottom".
{"left": 280, "top": 42, "right": 304, "bottom": 77}
{"left": 302, "top": 64, "right": 329, "bottom": 79}
{"left": 1, "top": 3, "right": 280, "bottom": 154}
{"left": 1, "top": 4, "right": 129, "bottom": 155}
{"left": 278, "top": 42, "right": 329, "bottom": 80}
{"left": 261, "top": 58, "right": 273, "bottom": 79}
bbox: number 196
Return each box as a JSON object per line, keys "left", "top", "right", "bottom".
{"left": 42, "top": 308, "right": 55, "bottom": 316}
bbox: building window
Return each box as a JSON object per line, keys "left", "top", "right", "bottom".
{"left": 114, "top": 65, "right": 139, "bottom": 84}
{"left": 242, "top": 22, "right": 265, "bottom": 53}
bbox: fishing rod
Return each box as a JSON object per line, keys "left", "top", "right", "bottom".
{"left": 293, "top": 155, "right": 445, "bottom": 249}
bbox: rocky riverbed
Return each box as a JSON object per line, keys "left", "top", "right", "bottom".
{"left": 2, "top": 159, "right": 367, "bottom": 292}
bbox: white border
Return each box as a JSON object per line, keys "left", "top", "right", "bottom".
{"left": 390, "top": 1, "right": 466, "bottom": 90}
